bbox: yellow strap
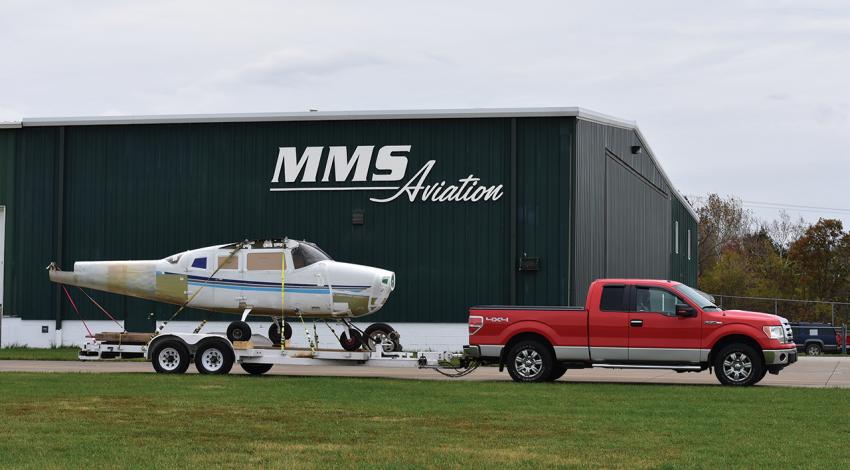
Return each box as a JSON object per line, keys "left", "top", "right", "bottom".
{"left": 280, "top": 250, "right": 286, "bottom": 352}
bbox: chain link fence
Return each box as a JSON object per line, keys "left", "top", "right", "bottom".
{"left": 712, "top": 294, "right": 850, "bottom": 354}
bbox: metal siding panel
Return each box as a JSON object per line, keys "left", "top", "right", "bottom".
{"left": 572, "top": 120, "right": 606, "bottom": 304}
{"left": 51, "top": 119, "right": 512, "bottom": 323}
{"left": 515, "top": 118, "right": 572, "bottom": 305}
{"left": 8, "top": 128, "right": 58, "bottom": 319}
{"left": 573, "top": 120, "right": 686, "bottom": 304}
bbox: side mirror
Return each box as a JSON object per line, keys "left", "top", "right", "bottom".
{"left": 675, "top": 303, "right": 697, "bottom": 317}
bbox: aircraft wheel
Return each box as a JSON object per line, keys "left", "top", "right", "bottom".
{"left": 151, "top": 340, "right": 190, "bottom": 374}
{"left": 339, "top": 329, "right": 363, "bottom": 351}
{"left": 227, "top": 321, "right": 252, "bottom": 342}
{"left": 241, "top": 363, "right": 274, "bottom": 375}
{"left": 268, "top": 322, "right": 293, "bottom": 345}
{"left": 364, "top": 323, "right": 400, "bottom": 352}
{"left": 195, "top": 341, "right": 234, "bottom": 375}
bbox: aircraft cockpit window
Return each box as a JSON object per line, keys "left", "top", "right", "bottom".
{"left": 167, "top": 253, "right": 182, "bottom": 264}
{"left": 290, "top": 243, "right": 330, "bottom": 269}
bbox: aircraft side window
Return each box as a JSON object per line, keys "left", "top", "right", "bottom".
{"left": 218, "top": 255, "right": 239, "bottom": 270}
{"left": 191, "top": 257, "right": 207, "bottom": 269}
{"left": 247, "top": 252, "right": 284, "bottom": 271}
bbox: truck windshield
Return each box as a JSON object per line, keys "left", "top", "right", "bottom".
{"left": 673, "top": 284, "right": 720, "bottom": 310}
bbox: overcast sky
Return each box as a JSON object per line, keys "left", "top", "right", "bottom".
{"left": 1, "top": 0, "right": 848, "bottom": 227}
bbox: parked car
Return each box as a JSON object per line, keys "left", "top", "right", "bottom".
{"left": 789, "top": 322, "right": 842, "bottom": 355}
{"left": 465, "top": 279, "right": 797, "bottom": 386}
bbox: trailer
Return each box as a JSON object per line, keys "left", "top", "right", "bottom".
{"left": 78, "top": 330, "right": 472, "bottom": 376}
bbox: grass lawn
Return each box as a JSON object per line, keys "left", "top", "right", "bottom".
{"left": 0, "top": 347, "right": 80, "bottom": 361}
{"left": 0, "top": 374, "right": 848, "bottom": 469}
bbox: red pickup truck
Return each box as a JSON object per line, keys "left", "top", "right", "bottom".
{"left": 464, "top": 279, "right": 797, "bottom": 386}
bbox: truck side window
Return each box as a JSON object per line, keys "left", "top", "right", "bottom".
{"left": 600, "top": 286, "right": 626, "bottom": 311}
{"left": 636, "top": 287, "right": 685, "bottom": 316}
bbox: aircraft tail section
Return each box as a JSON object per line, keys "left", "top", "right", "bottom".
{"left": 48, "top": 260, "right": 163, "bottom": 302}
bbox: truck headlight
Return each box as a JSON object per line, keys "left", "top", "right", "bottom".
{"left": 763, "top": 326, "right": 784, "bottom": 340}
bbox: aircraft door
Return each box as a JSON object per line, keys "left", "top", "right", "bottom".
{"left": 244, "top": 250, "right": 285, "bottom": 312}
{"left": 214, "top": 250, "right": 245, "bottom": 311}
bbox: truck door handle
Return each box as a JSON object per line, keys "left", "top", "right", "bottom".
{"left": 630, "top": 320, "right": 643, "bottom": 327}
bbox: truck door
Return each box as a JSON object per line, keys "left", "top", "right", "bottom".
{"left": 588, "top": 284, "right": 629, "bottom": 361}
{"left": 628, "top": 286, "right": 701, "bottom": 363}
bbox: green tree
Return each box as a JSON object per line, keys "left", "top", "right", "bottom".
{"left": 788, "top": 219, "right": 850, "bottom": 301}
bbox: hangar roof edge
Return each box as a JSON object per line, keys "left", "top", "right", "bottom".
{"left": 17, "top": 106, "right": 697, "bottom": 220}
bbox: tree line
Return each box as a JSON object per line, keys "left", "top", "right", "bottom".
{"left": 696, "top": 194, "right": 850, "bottom": 324}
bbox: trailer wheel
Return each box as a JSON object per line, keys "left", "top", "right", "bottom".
{"left": 506, "top": 340, "right": 554, "bottom": 383}
{"left": 240, "top": 363, "right": 274, "bottom": 375}
{"left": 151, "top": 340, "right": 190, "bottom": 374}
{"left": 227, "top": 321, "right": 252, "bottom": 342}
{"left": 364, "top": 323, "right": 400, "bottom": 353}
{"left": 195, "top": 341, "right": 234, "bottom": 375}
{"left": 339, "top": 329, "right": 363, "bottom": 351}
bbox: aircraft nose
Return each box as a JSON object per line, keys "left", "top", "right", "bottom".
{"left": 370, "top": 270, "right": 395, "bottom": 310}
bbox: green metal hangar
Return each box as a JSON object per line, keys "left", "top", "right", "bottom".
{"left": 0, "top": 107, "right": 698, "bottom": 348}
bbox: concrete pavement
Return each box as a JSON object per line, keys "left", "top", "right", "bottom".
{"left": 1, "top": 356, "right": 849, "bottom": 388}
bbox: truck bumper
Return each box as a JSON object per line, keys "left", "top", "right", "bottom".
{"left": 463, "top": 345, "right": 480, "bottom": 358}
{"left": 763, "top": 348, "right": 797, "bottom": 366}
{"left": 463, "top": 345, "right": 502, "bottom": 359}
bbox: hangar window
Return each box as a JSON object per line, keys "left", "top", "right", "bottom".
{"left": 248, "top": 252, "right": 283, "bottom": 271}
{"left": 600, "top": 286, "right": 626, "bottom": 311}
{"left": 191, "top": 257, "right": 207, "bottom": 269}
{"left": 674, "top": 221, "right": 679, "bottom": 254}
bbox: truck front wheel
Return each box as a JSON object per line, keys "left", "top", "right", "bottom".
{"left": 506, "top": 340, "right": 554, "bottom": 383}
{"left": 713, "top": 343, "right": 764, "bottom": 386}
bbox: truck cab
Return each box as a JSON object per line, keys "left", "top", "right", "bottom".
{"left": 465, "top": 279, "right": 797, "bottom": 386}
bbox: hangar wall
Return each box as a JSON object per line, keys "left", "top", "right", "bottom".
{"left": 0, "top": 109, "right": 698, "bottom": 346}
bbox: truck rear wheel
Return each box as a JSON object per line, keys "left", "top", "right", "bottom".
{"left": 713, "top": 343, "right": 764, "bottom": 386}
{"left": 151, "top": 340, "right": 190, "bottom": 374}
{"left": 506, "top": 340, "right": 554, "bottom": 383}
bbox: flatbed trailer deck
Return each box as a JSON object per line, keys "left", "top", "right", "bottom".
{"left": 78, "top": 331, "right": 464, "bottom": 375}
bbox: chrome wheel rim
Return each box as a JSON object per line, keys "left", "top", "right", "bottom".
{"left": 514, "top": 348, "right": 543, "bottom": 378}
{"left": 368, "top": 331, "right": 393, "bottom": 353}
{"left": 201, "top": 348, "right": 224, "bottom": 372}
{"left": 722, "top": 351, "right": 753, "bottom": 382}
{"left": 158, "top": 347, "right": 181, "bottom": 371}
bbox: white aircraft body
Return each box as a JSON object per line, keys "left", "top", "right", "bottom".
{"left": 48, "top": 239, "right": 397, "bottom": 350}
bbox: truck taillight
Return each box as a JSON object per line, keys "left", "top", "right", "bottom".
{"left": 469, "top": 316, "right": 484, "bottom": 335}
